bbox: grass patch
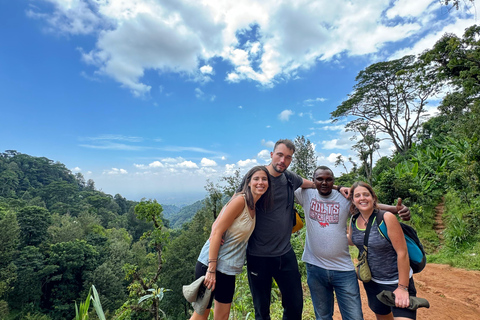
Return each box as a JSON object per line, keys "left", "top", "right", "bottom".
{"left": 428, "top": 241, "right": 480, "bottom": 270}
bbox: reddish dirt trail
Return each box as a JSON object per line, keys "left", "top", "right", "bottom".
{"left": 332, "top": 264, "right": 480, "bottom": 320}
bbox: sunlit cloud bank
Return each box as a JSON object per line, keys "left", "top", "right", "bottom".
{"left": 27, "top": 0, "right": 478, "bottom": 96}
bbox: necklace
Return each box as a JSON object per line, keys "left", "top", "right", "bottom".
{"left": 359, "top": 213, "right": 369, "bottom": 224}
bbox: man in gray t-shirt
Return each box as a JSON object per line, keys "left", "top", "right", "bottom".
{"left": 295, "top": 166, "right": 362, "bottom": 320}
{"left": 295, "top": 166, "right": 410, "bottom": 320}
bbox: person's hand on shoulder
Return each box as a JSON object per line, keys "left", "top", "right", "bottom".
{"left": 396, "top": 198, "right": 410, "bottom": 221}
{"left": 339, "top": 186, "right": 349, "bottom": 198}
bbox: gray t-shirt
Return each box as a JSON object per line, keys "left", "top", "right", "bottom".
{"left": 294, "top": 188, "right": 355, "bottom": 271}
{"left": 247, "top": 170, "right": 303, "bottom": 257}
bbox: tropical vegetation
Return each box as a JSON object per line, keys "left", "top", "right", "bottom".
{"left": 1, "top": 24, "right": 480, "bottom": 319}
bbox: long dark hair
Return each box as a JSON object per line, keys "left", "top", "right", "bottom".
{"left": 348, "top": 181, "right": 379, "bottom": 215}
{"left": 240, "top": 166, "right": 273, "bottom": 211}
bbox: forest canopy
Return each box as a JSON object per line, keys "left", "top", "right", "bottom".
{"left": 1, "top": 24, "right": 480, "bottom": 320}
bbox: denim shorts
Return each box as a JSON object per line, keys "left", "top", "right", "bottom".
{"left": 363, "top": 277, "right": 417, "bottom": 319}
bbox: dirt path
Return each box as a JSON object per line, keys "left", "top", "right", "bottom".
{"left": 433, "top": 199, "right": 446, "bottom": 249}
{"left": 332, "top": 264, "right": 480, "bottom": 319}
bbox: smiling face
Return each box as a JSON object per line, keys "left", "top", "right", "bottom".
{"left": 248, "top": 170, "right": 269, "bottom": 198}
{"left": 352, "top": 186, "right": 375, "bottom": 213}
{"left": 270, "top": 143, "right": 294, "bottom": 174}
{"left": 314, "top": 168, "right": 335, "bottom": 196}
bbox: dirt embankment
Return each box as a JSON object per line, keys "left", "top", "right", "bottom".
{"left": 332, "top": 264, "right": 480, "bottom": 320}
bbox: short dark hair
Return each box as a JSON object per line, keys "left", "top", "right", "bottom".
{"left": 274, "top": 139, "right": 295, "bottom": 153}
{"left": 313, "top": 166, "right": 334, "bottom": 179}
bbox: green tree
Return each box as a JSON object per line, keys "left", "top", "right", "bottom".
{"left": 17, "top": 206, "right": 51, "bottom": 246}
{"left": 346, "top": 119, "right": 381, "bottom": 185}
{"left": 334, "top": 155, "right": 348, "bottom": 174}
{"left": 331, "top": 55, "right": 442, "bottom": 154}
{"left": 0, "top": 169, "right": 19, "bottom": 198}
{"left": 121, "top": 199, "right": 170, "bottom": 320}
{"left": 48, "top": 213, "right": 85, "bottom": 243}
{"left": 114, "top": 193, "right": 129, "bottom": 215}
{"left": 84, "top": 228, "right": 132, "bottom": 313}
{"left": 38, "top": 180, "right": 79, "bottom": 211}
{"left": 0, "top": 209, "right": 19, "bottom": 302}
{"left": 421, "top": 25, "right": 480, "bottom": 194}
{"left": 204, "top": 180, "right": 223, "bottom": 219}
{"left": 290, "top": 135, "right": 317, "bottom": 178}
{"left": 45, "top": 240, "right": 99, "bottom": 319}
{"left": 161, "top": 206, "right": 213, "bottom": 318}
{"left": 221, "top": 169, "right": 242, "bottom": 197}
{"left": 8, "top": 246, "right": 54, "bottom": 313}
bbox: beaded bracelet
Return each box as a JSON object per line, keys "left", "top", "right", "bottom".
{"left": 398, "top": 284, "right": 408, "bottom": 291}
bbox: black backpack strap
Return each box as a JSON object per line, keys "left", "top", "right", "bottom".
{"left": 283, "top": 170, "right": 297, "bottom": 227}
{"left": 364, "top": 212, "right": 376, "bottom": 247}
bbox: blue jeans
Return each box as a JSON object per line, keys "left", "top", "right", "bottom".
{"left": 306, "top": 263, "right": 363, "bottom": 320}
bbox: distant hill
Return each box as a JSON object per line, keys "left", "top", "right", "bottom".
{"left": 0, "top": 150, "right": 204, "bottom": 229}
{"left": 161, "top": 204, "right": 181, "bottom": 219}
{"left": 168, "top": 199, "right": 205, "bottom": 229}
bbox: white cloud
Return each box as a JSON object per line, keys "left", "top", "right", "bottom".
{"left": 79, "top": 142, "right": 146, "bottom": 151}
{"left": 72, "top": 167, "right": 81, "bottom": 172}
{"left": 390, "top": 17, "right": 477, "bottom": 59}
{"left": 315, "top": 119, "right": 333, "bottom": 125}
{"left": 149, "top": 161, "right": 164, "bottom": 168}
{"left": 79, "top": 134, "right": 146, "bottom": 150}
{"left": 195, "top": 88, "right": 204, "bottom": 99}
{"left": 200, "top": 65, "right": 213, "bottom": 74}
{"left": 83, "top": 134, "right": 143, "bottom": 142}
{"left": 321, "top": 124, "right": 347, "bottom": 131}
{"left": 326, "top": 153, "right": 343, "bottom": 164}
{"left": 257, "top": 149, "right": 271, "bottom": 163}
{"left": 304, "top": 97, "right": 327, "bottom": 106}
{"left": 278, "top": 109, "right": 294, "bottom": 121}
{"left": 261, "top": 139, "right": 275, "bottom": 149}
{"left": 386, "top": 0, "right": 436, "bottom": 19}
{"left": 322, "top": 138, "right": 352, "bottom": 150}
{"left": 224, "top": 163, "right": 238, "bottom": 175}
{"left": 237, "top": 159, "right": 258, "bottom": 167}
{"left": 195, "top": 87, "right": 215, "bottom": 101}
{"left": 104, "top": 168, "right": 128, "bottom": 175}
{"left": 26, "top": 0, "right": 103, "bottom": 35}
{"left": 201, "top": 158, "right": 217, "bottom": 167}
{"left": 177, "top": 160, "right": 198, "bottom": 169}
{"left": 28, "top": 0, "right": 478, "bottom": 95}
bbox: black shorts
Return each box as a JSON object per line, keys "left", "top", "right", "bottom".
{"left": 195, "top": 261, "right": 236, "bottom": 308}
{"left": 363, "top": 277, "right": 417, "bottom": 319}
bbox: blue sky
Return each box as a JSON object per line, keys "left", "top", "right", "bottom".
{"left": 1, "top": 0, "right": 477, "bottom": 204}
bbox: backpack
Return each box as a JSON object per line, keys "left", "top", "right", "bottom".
{"left": 284, "top": 170, "right": 303, "bottom": 231}
{"left": 353, "top": 209, "right": 427, "bottom": 273}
